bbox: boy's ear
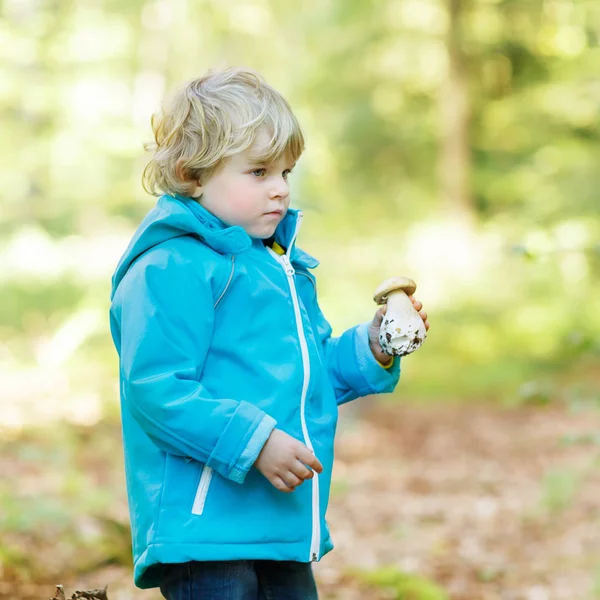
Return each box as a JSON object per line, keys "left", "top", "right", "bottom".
{"left": 190, "top": 184, "right": 203, "bottom": 198}
{"left": 176, "top": 160, "right": 202, "bottom": 198}
{"left": 175, "top": 159, "right": 191, "bottom": 183}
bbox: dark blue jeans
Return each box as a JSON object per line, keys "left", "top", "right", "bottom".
{"left": 159, "top": 560, "right": 319, "bottom": 600}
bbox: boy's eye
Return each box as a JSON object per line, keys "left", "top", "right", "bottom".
{"left": 283, "top": 169, "right": 292, "bottom": 179}
{"left": 251, "top": 169, "right": 266, "bottom": 177}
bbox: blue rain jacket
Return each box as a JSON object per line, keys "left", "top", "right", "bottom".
{"left": 109, "top": 194, "right": 401, "bottom": 588}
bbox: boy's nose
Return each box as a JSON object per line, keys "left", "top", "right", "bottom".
{"left": 269, "top": 178, "right": 289, "bottom": 199}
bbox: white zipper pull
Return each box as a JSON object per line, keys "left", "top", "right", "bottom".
{"left": 280, "top": 254, "right": 295, "bottom": 276}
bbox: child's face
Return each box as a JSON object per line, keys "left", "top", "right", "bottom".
{"left": 195, "top": 130, "right": 295, "bottom": 239}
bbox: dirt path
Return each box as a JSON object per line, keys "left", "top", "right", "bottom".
{"left": 4, "top": 402, "right": 600, "bottom": 600}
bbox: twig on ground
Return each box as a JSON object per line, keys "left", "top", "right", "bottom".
{"left": 50, "top": 585, "right": 108, "bottom": 600}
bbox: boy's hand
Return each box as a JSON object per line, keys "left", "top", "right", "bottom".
{"left": 254, "top": 429, "right": 323, "bottom": 493}
{"left": 368, "top": 295, "right": 430, "bottom": 363}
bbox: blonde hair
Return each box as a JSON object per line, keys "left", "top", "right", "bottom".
{"left": 143, "top": 67, "right": 305, "bottom": 197}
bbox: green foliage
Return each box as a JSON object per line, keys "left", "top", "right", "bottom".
{"left": 356, "top": 566, "right": 449, "bottom": 600}
{"left": 0, "top": 422, "right": 131, "bottom": 577}
{"left": 540, "top": 468, "right": 582, "bottom": 514}
{"left": 592, "top": 564, "right": 600, "bottom": 599}
{"left": 1, "top": 1, "right": 599, "bottom": 410}
{"left": 1, "top": 279, "right": 86, "bottom": 334}
{"left": 329, "top": 478, "right": 350, "bottom": 499}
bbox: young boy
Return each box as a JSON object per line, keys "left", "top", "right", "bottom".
{"left": 109, "top": 67, "right": 429, "bottom": 600}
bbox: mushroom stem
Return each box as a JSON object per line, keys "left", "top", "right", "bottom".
{"left": 386, "top": 288, "right": 414, "bottom": 316}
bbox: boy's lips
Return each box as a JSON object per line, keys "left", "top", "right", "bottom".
{"left": 264, "top": 210, "right": 283, "bottom": 217}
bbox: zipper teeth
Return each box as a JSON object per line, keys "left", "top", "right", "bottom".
{"left": 283, "top": 257, "right": 320, "bottom": 562}
{"left": 267, "top": 224, "right": 320, "bottom": 562}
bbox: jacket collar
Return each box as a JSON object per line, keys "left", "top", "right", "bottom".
{"left": 176, "top": 195, "right": 319, "bottom": 269}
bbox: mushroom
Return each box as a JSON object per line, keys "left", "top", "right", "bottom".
{"left": 373, "top": 276, "right": 427, "bottom": 357}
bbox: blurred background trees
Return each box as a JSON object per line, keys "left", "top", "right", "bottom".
{"left": 2, "top": 1, "right": 600, "bottom": 597}
{"left": 2, "top": 0, "right": 598, "bottom": 424}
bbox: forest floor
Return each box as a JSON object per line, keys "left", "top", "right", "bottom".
{"left": 3, "top": 399, "right": 600, "bottom": 600}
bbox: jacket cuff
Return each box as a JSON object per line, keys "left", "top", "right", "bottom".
{"left": 345, "top": 322, "right": 401, "bottom": 396}
{"left": 207, "top": 401, "right": 273, "bottom": 483}
{"left": 229, "top": 414, "right": 277, "bottom": 484}
{"left": 376, "top": 356, "right": 395, "bottom": 369}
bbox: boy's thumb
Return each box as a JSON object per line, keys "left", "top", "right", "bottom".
{"left": 373, "top": 305, "right": 387, "bottom": 326}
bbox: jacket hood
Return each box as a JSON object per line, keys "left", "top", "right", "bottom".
{"left": 110, "top": 194, "right": 319, "bottom": 300}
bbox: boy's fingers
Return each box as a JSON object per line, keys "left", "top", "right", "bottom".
{"left": 419, "top": 310, "right": 427, "bottom": 321}
{"left": 297, "top": 446, "right": 323, "bottom": 473}
{"left": 283, "top": 473, "right": 303, "bottom": 488}
{"left": 413, "top": 300, "right": 423, "bottom": 311}
{"left": 291, "top": 461, "right": 314, "bottom": 480}
{"left": 272, "top": 476, "right": 294, "bottom": 493}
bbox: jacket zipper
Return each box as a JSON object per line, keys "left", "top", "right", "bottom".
{"left": 267, "top": 212, "right": 320, "bottom": 562}
{"left": 191, "top": 464, "right": 213, "bottom": 515}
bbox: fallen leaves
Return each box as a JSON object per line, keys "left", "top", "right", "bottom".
{"left": 4, "top": 401, "right": 600, "bottom": 600}
{"left": 315, "top": 402, "right": 600, "bottom": 599}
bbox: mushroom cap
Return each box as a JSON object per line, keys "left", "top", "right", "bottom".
{"left": 373, "top": 276, "right": 417, "bottom": 304}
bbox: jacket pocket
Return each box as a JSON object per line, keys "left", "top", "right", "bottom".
{"left": 191, "top": 464, "right": 213, "bottom": 515}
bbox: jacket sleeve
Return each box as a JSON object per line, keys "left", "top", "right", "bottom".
{"left": 112, "top": 254, "right": 276, "bottom": 484}
{"left": 313, "top": 301, "right": 401, "bottom": 406}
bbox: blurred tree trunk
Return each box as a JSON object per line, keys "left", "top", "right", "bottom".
{"left": 439, "top": 0, "right": 474, "bottom": 221}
